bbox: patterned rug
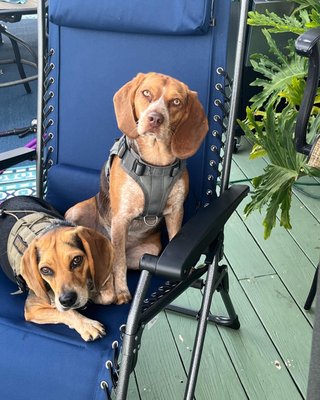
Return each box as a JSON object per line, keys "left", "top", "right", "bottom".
{"left": 0, "top": 164, "right": 36, "bottom": 203}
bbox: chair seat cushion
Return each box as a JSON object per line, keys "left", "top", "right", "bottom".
{"left": 0, "top": 265, "right": 165, "bottom": 400}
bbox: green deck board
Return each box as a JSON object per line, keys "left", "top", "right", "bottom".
{"left": 167, "top": 290, "right": 248, "bottom": 400}
{"left": 224, "top": 211, "right": 275, "bottom": 279}
{"left": 171, "top": 273, "right": 304, "bottom": 399}
{"left": 229, "top": 163, "right": 317, "bottom": 322}
{"left": 240, "top": 274, "right": 313, "bottom": 397}
{"left": 134, "top": 312, "right": 187, "bottom": 399}
{"left": 232, "top": 140, "right": 320, "bottom": 266}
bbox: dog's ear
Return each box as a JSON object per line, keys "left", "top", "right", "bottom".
{"left": 21, "top": 241, "right": 50, "bottom": 303}
{"left": 113, "top": 73, "right": 146, "bottom": 138}
{"left": 172, "top": 91, "right": 209, "bottom": 159}
{"left": 76, "top": 227, "right": 114, "bottom": 291}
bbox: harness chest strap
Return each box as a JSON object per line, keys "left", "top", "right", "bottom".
{"left": 105, "top": 136, "right": 187, "bottom": 220}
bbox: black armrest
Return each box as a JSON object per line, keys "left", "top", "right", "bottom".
{"left": 140, "top": 185, "right": 249, "bottom": 280}
{"left": 0, "top": 147, "right": 36, "bottom": 170}
{"left": 295, "top": 28, "right": 320, "bottom": 156}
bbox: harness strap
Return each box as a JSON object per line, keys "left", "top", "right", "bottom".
{"left": 7, "top": 212, "right": 63, "bottom": 291}
{"left": 105, "top": 136, "right": 186, "bottom": 219}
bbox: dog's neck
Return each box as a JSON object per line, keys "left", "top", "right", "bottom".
{"left": 133, "top": 135, "right": 176, "bottom": 166}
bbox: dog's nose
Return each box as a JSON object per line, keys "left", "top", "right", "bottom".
{"left": 59, "top": 291, "right": 78, "bottom": 308}
{"left": 148, "top": 111, "right": 164, "bottom": 127}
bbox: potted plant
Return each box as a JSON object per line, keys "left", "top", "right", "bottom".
{"left": 238, "top": 0, "right": 320, "bottom": 239}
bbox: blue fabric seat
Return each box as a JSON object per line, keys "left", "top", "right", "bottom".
{"left": 0, "top": 1, "right": 249, "bottom": 399}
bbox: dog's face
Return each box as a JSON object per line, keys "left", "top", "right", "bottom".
{"left": 113, "top": 72, "right": 209, "bottom": 159}
{"left": 20, "top": 226, "right": 114, "bottom": 311}
{"left": 134, "top": 73, "right": 189, "bottom": 140}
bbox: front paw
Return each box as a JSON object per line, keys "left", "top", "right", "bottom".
{"left": 94, "top": 289, "right": 116, "bottom": 305}
{"left": 78, "top": 318, "right": 106, "bottom": 341}
{"left": 115, "top": 288, "right": 132, "bottom": 305}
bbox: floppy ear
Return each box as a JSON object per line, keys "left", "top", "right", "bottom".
{"left": 21, "top": 241, "right": 50, "bottom": 303}
{"left": 171, "top": 91, "right": 209, "bottom": 159}
{"left": 113, "top": 73, "right": 146, "bottom": 138}
{"left": 76, "top": 227, "right": 114, "bottom": 291}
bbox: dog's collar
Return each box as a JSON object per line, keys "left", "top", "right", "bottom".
{"left": 105, "top": 136, "right": 186, "bottom": 220}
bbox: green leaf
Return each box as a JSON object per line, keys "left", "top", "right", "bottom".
{"left": 249, "top": 31, "right": 307, "bottom": 110}
{"left": 244, "top": 164, "right": 298, "bottom": 239}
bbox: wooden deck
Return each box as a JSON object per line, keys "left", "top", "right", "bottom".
{"left": 128, "top": 138, "right": 319, "bottom": 399}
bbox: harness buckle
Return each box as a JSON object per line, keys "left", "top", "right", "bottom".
{"left": 143, "top": 216, "right": 159, "bottom": 227}
{"left": 133, "top": 160, "right": 146, "bottom": 176}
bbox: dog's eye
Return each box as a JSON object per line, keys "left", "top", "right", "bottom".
{"left": 142, "top": 90, "right": 151, "bottom": 98}
{"left": 172, "top": 98, "right": 181, "bottom": 106}
{"left": 70, "top": 255, "right": 83, "bottom": 270}
{"left": 40, "top": 267, "right": 54, "bottom": 276}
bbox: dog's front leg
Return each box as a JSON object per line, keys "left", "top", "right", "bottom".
{"left": 165, "top": 207, "right": 184, "bottom": 241}
{"left": 110, "top": 216, "right": 132, "bottom": 304}
{"left": 25, "top": 293, "right": 106, "bottom": 341}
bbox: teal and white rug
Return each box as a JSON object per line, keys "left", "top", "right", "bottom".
{"left": 0, "top": 164, "right": 36, "bottom": 202}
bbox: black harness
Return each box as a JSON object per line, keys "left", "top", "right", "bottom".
{"left": 106, "top": 136, "right": 186, "bottom": 223}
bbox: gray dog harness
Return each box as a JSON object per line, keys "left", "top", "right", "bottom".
{"left": 105, "top": 136, "right": 187, "bottom": 224}
{"left": 0, "top": 196, "right": 69, "bottom": 292}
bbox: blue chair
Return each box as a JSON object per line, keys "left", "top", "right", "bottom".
{"left": 0, "top": 1, "right": 249, "bottom": 399}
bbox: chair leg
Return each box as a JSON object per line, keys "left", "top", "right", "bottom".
{"left": 9, "top": 36, "right": 32, "bottom": 94}
{"left": 166, "top": 264, "right": 240, "bottom": 329}
{"left": 184, "top": 255, "right": 227, "bottom": 400}
{"left": 304, "top": 265, "right": 319, "bottom": 310}
{"left": 116, "top": 270, "right": 152, "bottom": 400}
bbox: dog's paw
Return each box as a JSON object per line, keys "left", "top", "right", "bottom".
{"left": 115, "top": 289, "right": 132, "bottom": 305}
{"left": 78, "top": 319, "right": 106, "bottom": 341}
{"left": 94, "top": 290, "right": 116, "bottom": 305}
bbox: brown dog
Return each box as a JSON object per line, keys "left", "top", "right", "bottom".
{"left": 66, "top": 72, "right": 208, "bottom": 305}
{"left": 21, "top": 225, "right": 114, "bottom": 341}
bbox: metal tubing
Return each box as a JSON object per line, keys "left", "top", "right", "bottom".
{"left": 184, "top": 254, "right": 221, "bottom": 400}
{"left": 220, "top": 0, "right": 250, "bottom": 194}
{"left": 116, "top": 270, "right": 152, "bottom": 400}
{"left": 36, "top": 0, "right": 46, "bottom": 198}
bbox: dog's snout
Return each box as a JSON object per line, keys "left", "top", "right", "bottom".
{"left": 148, "top": 111, "right": 164, "bottom": 127}
{"left": 59, "top": 291, "right": 78, "bottom": 308}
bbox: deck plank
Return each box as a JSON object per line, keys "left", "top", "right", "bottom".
{"left": 167, "top": 290, "right": 248, "bottom": 400}
{"left": 240, "top": 274, "right": 313, "bottom": 397}
{"left": 233, "top": 139, "right": 320, "bottom": 266}
{"left": 229, "top": 161, "right": 317, "bottom": 323}
{"left": 134, "top": 312, "right": 187, "bottom": 399}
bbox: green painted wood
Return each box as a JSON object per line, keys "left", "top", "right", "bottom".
{"left": 171, "top": 270, "right": 304, "bottom": 399}
{"left": 232, "top": 139, "right": 320, "bottom": 266}
{"left": 127, "top": 373, "right": 141, "bottom": 399}
{"left": 224, "top": 211, "right": 275, "bottom": 279}
{"left": 212, "top": 266, "right": 304, "bottom": 400}
{"left": 228, "top": 162, "right": 317, "bottom": 323}
{"left": 240, "top": 274, "right": 313, "bottom": 397}
{"left": 167, "top": 289, "right": 248, "bottom": 400}
{"left": 134, "top": 312, "right": 187, "bottom": 399}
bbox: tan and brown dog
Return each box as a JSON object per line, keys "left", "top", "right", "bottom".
{"left": 20, "top": 225, "right": 114, "bottom": 341}
{"left": 66, "top": 72, "right": 208, "bottom": 305}
{"left": 0, "top": 196, "right": 115, "bottom": 341}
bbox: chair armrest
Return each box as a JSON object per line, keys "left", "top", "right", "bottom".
{"left": 295, "top": 28, "right": 320, "bottom": 156}
{"left": 140, "top": 185, "right": 249, "bottom": 280}
{"left": 0, "top": 147, "right": 36, "bottom": 170}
